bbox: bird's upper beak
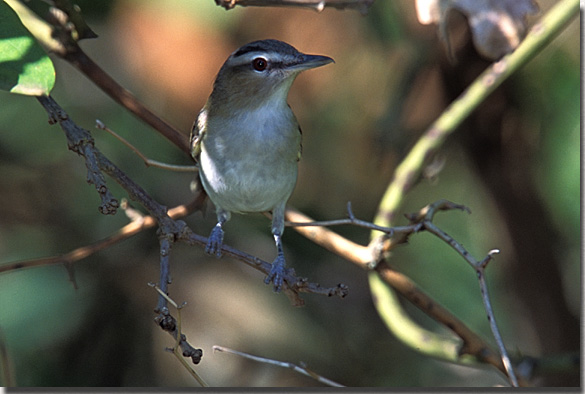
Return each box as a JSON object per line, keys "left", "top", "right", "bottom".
{"left": 288, "top": 54, "right": 334, "bottom": 72}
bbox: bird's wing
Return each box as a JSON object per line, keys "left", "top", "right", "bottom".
{"left": 189, "top": 107, "right": 208, "bottom": 161}
{"left": 297, "top": 125, "right": 303, "bottom": 161}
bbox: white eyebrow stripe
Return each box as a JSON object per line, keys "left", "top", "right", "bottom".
{"left": 228, "top": 52, "right": 292, "bottom": 67}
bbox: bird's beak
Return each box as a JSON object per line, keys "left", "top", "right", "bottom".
{"left": 289, "top": 54, "right": 335, "bottom": 72}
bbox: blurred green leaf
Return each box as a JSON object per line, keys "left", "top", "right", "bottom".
{"left": 0, "top": 1, "right": 55, "bottom": 95}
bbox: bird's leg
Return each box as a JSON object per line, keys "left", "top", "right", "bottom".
{"left": 264, "top": 203, "right": 287, "bottom": 292}
{"left": 206, "top": 209, "right": 229, "bottom": 257}
{"left": 265, "top": 233, "right": 286, "bottom": 292}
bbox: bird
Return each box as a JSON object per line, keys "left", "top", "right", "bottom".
{"left": 190, "top": 39, "right": 333, "bottom": 292}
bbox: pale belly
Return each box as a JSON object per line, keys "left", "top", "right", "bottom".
{"left": 199, "top": 149, "right": 298, "bottom": 214}
{"left": 197, "top": 104, "right": 301, "bottom": 214}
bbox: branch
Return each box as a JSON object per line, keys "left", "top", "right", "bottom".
{"left": 35, "top": 95, "right": 206, "bottom": 358}
{"left": 10, "top": 1, "right": 189, "bottom": 154}
{"left": 214, "top": 0, "right": 375, "bottom": 14}
{"left": 0, "top": 197, "right": 201, "bottom": 276}
{"left": 213, "top": 345, "right": 344, "bottom": 387}
{"left": 178, "top": 227, "right": 348, "bottom": 306}
{"left": 151, "top": 284, "right": 206, "bottom": 384}
{"left": 11, "top": 95, "right": 347, "bottom": 308}
{"left": 476, "top": 252, "right": 518, "bottom": 387}
{"left": 365, "top": 0, "right": 578, "bottom": 385}
{"left": 0, "top": 328, "right": 14, "bottom": 387}
{"left": 285, "top": 207, "right": 375, "bottom": 266}
{"left": 412, "top": 208, "right": 518, "bottom": 386}
{"left": 95, "top": 120, "right": 197, "bottom": 172}
{"left": 372, "top": 0, "right": 580, "bottom": 238}
{"left": 285, "top": 202, "right": 511, "bottom": 376}
{"left": 26, "top": 78, "right": 525, "bottom": 385}
{"left": 36, "top": 95, "right": 119, "bottom": 215}
{"left": 286, "top": 201, "right": 395, "bottom": 235}
{"left": 52, "top": 104, "right": 189, "bottom": 316}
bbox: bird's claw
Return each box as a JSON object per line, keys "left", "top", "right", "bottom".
{"left": 264, "top": 254, "right": 286, "bottom": 292}
{"left": 205, "top": 225, "right": 224, "bottom": 258}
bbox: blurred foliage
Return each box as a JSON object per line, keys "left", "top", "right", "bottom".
{"left": 0, "top": 0, "right": 579, "bottom": 388}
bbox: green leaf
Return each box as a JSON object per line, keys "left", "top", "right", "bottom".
{"left": 0, "top": 1, "right": 55, "bottom": 96}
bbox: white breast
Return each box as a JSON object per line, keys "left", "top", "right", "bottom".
{"left": 199, "top": 104, "right": 300, "bottom": 213}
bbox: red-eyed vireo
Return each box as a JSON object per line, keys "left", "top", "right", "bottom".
{"left": 190, "top": 39, "right": 333, "bottom": 292}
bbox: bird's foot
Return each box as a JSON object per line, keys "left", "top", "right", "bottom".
{"left": 205, "top": 224, "right": 224, "bottom": 257}
{"left": 264, "top": 253, "right": 286, "bottom": 292}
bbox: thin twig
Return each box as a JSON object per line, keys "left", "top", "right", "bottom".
{"left": 156, "top": 236, "right": 173, "bottom": 314}
{"left": 421, "top": 219, "right": 518, "bottom": 386}
{"left": 213, "top": 345, "right": 344, "bottom": 387}
{"left": 477, "top": 251, "right": 519, "bottom": 387}
{"left": 150, "top": 284, "right": 207, "bottom": 386}
{"left": 0, "top": 328, "right": 14, "bottom": 387}
{"left": 285, "top": 204, "right": 510, "bottom": 377}
{"left": 286, "top": 202, "right": 395, "bottom": 235}
{"left": 215, "top": 0, "right": 375, "bottom": 15}
{"left": 0, "top": 197, "right": 202, "bottom": 275}
{"left": 95, "top": 120, "right": 197, "bottom": 172}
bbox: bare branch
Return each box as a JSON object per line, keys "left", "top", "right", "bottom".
{"left": 16, "top": 4, "right": 189, "bottom": 154}
{"left": 213, "top": 345, "right": 344, "bottom": 387}
{"left": 156, "top": 235, "right": 173, "bottom": 314}
{"left": 286, "top": 201, "right": 395, "bottom": 235}
{"left": 37, "top": 96, "right": 119, "bottom": 215}
{"left": 285, "top": 207, "right": 375, "bottom": 266}
{"left": 285, "top": 203, "right": 514, "bottom": 378}
{"left": 95, "top": 120, "right": 197, "bottom": 172}
{"left": 214, "top": 0, "right": 375, "bottom": 14}
{"left": 66, "top": 47, "right": 189, "bottom": 153}
{"left": 417, "top": 211, "right": 518, "bottom": 386}
{"left": 150, "top": 284, "right": 206, "bottom": 384}
{"left": 476, "top": 252, "right": 518, "bottom": 387}
{"left": 178, "top": 227, "right": 348, "bottom": 306}
{"left": 0, "top": 197, "right": 203, "bottom": 276}
{"left": 0, "top": 328, "right": 14, "bottom": 387}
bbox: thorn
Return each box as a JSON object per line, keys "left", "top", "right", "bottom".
{"left": 346, "top": 201, "right": 356, "bottom": 220}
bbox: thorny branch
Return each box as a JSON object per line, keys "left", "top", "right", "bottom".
{"left": 285, "top": 201, "right": 397, "bottom": 235}
{"left": 36, "top": 95, "right": 203, "bottom": 362}
{"left": 32, "top": 95, "right": 345, "bottom": 366}
{"left": 421, "top": 219, "right": 518, "bottom": 386}
{"left": 151, "top": 284, "right": 207, "bottom": 386}
{"left": 287, "top": 201, "right": 526, "bottom": 385}
{"left": 34, "top": 96, "right": 349, "bottom": 310}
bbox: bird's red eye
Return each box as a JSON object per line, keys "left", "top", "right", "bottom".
{"left": 252, "top": 57, "right": 267, "bottom": 71}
